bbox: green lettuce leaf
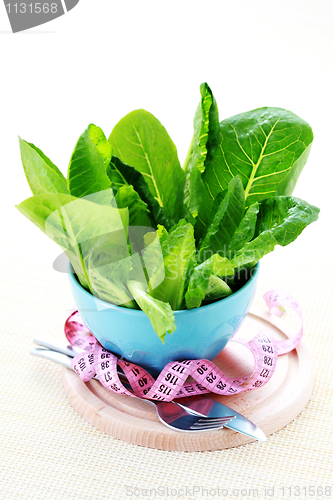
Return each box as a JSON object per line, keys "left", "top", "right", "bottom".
{"left": 107, "top": 156, "right": 172, "bottom": 229}
{"left": 149, "top": 222, "right": 196, "bottom": 310}
{"left": 68, "top": 126, "right": 111, "bottom": 198}
{"left": 199, "top": 107, "right": 313, "bottom": 228}
{"left": 88, "top": 124, "right": 112, "bottom": 168}
{"left": 16, "top": 192, "right": 129, "bottom": 291}
{"left": 185, "top": 254, "right": 233, "bottom": 309}
{"left": 106, "top": 158, "right": 128, "bottom": 193}
{"left": 127, "top": 280, "right": 176, "bottom": 343}
{"left": 204, "top": 275, "right": 232, "bottom": 301}
{"left": 87, "top": 235, "right": 137, "bottom": 309}
{"left": 142, "top": 227, "right": 165, "bottom": 291}
{"left": 19, "top": 138, "right": 69, "bottom": 195}
{"left": 198, "top": 176, "right": 245, "bottom": 261}
{"left": 226, "top": 202, "right": 260, "bottom": 257}
{"left": 16, "top": 192, "right": 76, "bottom": 232}
{"left": 184, "top": 83, "right": 219, "bottom": 217}
{"left": 109, "top": 109, "right": 185, "bottom": 223}
{"left": 88, "top": 260, "right": 137, "bottom": 309}
{"left": 115, "top": 185, "right": 153, "bottom": 227}
{"left": 231, "top": 196, "right": 320, "bottom": 269}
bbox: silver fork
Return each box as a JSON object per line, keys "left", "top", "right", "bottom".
{"left": 31, "top": 343, "right": 235, "bottom": 433}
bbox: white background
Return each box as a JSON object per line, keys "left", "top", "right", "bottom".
{"left": 1, "top": 0, "right": 332, "bottom": 273}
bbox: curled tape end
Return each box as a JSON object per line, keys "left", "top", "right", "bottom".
{"left": 270, "top": 306, "right": 283, "bottom": 317}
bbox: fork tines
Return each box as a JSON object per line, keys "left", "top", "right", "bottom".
{"left": 190, "top": 416, "right": 235, "bottom": 430}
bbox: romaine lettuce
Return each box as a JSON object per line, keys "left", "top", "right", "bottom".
{"left": 17, "top": 83, "right": 320, "bottom": 341}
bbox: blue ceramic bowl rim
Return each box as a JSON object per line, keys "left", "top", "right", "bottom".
{"left": 68, "top": 261, "right": 260, "bottom": 317}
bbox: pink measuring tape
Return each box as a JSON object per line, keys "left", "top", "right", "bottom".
{"left": 65, "top": 290, "right": 303, "bottom": 402}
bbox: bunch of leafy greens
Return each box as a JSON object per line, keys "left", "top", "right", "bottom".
{"left": 17, "top": 83, "right": 319, "bottom": 342}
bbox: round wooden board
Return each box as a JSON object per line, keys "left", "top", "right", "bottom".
{"left": 62, "top": 307, "right": 314, "bottom": 452}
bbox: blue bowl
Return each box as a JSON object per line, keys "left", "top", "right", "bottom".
{"left": 68, "top": 263, "right": 259, "bottom": 375}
